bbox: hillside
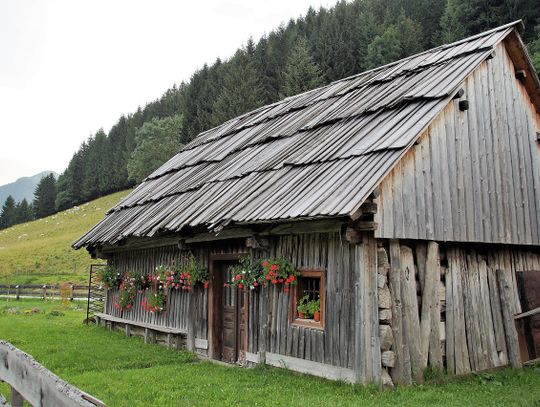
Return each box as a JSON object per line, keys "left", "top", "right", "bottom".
{"left": 0, "top": 189, "right": 130, "bottom": 285}
{"left": 0, "top": 170, "right": 58, "bottom": 204}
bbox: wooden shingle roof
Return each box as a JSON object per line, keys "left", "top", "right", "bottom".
{"left": 74, "top": 22, "right": 524, "bottom": 249}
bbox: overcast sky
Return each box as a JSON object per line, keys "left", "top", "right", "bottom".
{"left": 0, "top": 0, "right": 337, "bottom": 186}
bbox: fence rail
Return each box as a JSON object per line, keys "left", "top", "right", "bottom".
{"left": 0, "top": 284, "right": 89, "bottom": 300}
{"left": 0, "top": 340, "right": 105, "bottom": 406}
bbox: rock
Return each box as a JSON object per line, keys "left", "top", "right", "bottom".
{"left": 382, "top": 368, "right": 394, "bottom": 388}
{"left": 379, "top": 324, "right": 394, "bottom": 351}
{"left": 377, "top": 273, "right": 387, "bottom": 289}
{"left": 379, "top": 308, "right": 392, "bottom": 324}
{"left": 378, "top": 285, "right": 391, "bottom": 309}
{"left": 381, "top": 350, "right": 395, "bottom": 367}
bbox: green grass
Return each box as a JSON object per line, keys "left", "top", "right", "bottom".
{"left": 1, "top": 299, "right": 540, "bottom": 406}
{"left": 0, "top": 191, "right": 131, "bottom": 285}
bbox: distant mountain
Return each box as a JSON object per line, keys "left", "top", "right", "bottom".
{"left": 0, "top": 171, "right": 58, "bottom": 205}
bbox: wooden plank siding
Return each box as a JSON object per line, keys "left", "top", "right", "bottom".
{"left": 375, "top": 42, "right": 540, "bottom": 246}
{"left": 103, "top": 232, "right": 363, "bottom": 371}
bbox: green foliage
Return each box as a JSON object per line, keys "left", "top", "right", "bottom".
{"left": 211, "top": 48, "right": 265, "bottom": 126}
{"left": 127, "top": 115, "right": 183, "bottom": 183}
{"left": 0, "top": 195, "right": 16, "bottom": 229}
{"left": 366, "top": 26, "right": 402, "bottom": 69}
{"left": 228, "top": 256, "right": 264, "bottom": 290}
{"left": 297, "top": 295, "right": 320, "bottom": 318}
{"left": 33, "top": 173, "right": 57, "bottom": 219}
{"left": 282, "top": 37, "right": 324, "bottom": 97}
{"left": 96, "top": 265, "right": 122, "bottom": 289}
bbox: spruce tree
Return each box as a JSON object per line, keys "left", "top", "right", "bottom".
{"left": 365, "top": 26, "right": 402, "bottom": 68}
{"left": 211, "top": 49, "right": 265, "bottom": 126}
{"left": 33, "top": 174, "right": 57, "bottom": 219}
{"left": 15, "top": 198, "right": 33, "bottom": 224}
{"left": 0, "top": 195, "right": 16, "bottom": 229}
{"left": 282, "top": 37, "right": 325, "bottom": 97}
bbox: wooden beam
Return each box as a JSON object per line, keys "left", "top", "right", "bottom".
{"left": 496, "top": 269, "right": 522, "bottom": 368}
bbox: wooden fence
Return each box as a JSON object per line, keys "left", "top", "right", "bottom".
{"left": 0, "top": 341, "right": 105, "bottom": 406}
{"left": 0, "top": 284, "right": 88, "bottom": 300}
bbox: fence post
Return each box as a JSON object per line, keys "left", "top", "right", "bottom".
{"left": 42, "top": 285, "right": 47, "bottom": 300}
{"left": 70, "top": 284, "right": 74, "bottom": 301}
{"left": 10, "top": 386, "right": 24, "bottom": 407}
{"left": 15, "top": 285, "right": 20, "bottom": 300}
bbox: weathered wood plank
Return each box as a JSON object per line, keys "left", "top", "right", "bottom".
{"left": 496, "top": 269, "right": 522, "bottom": 368}
{"left": 400, "top": 245, "right": 423, "bottom": 383}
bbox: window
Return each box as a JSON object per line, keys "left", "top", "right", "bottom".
{"left": 291, "top": 269, "right": 325, "bottom": 329}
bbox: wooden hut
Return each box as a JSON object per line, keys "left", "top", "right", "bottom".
{"left": 74, "top": 21, "right": 540, "bottom": 386}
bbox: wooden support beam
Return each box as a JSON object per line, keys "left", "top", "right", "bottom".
{"left": 496, "top": 269, "right": 522, "bottom": 368}
{"left": 186, "top": 293, "right": 196, "bottom": 352}
{"left": 125, "top": 323, "right": 131, "bottom": 337}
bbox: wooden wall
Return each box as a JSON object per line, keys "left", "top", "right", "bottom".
{"left": 376, "top": 42, "right": 540, "bottom": 245}
{"left": 104, "top": 232, "right": 361, "bottom": 371}
{"left": 381, "top": 239, "right": 540, "bottom": 385}
{"left": 248, "top": 232, "right": 357, "bottom": 369}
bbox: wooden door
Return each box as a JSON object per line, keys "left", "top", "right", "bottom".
{"left": 209, "top": 256, "right": 248, "bottom": 363}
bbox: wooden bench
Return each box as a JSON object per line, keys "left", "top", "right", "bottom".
{"left": 94, "top": 313, "right": 208, "bottom": 351}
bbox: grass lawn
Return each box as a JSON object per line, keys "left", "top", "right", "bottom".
{"left": 1, "top": 299, "right": 540, "bottom": 406}
{"left": 0, "top": 190, "right": 130, "bottom": 286}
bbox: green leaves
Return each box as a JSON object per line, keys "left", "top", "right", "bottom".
{"left": 127, "top": 115, "right": 183, "bottom": 183}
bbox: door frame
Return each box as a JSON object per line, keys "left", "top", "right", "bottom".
{"left": 208, "top": 252, "right": 249, "bottom": 361}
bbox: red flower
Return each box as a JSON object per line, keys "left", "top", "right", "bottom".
{"left": 278, "top": 278, "right": 284, "bottom": 283}
{"left": 289, "top": 276, "right": 295, "bottom": 282}
{"left": 265, "top": 275, "right": 271, "bottom": 281}
{"left": 262, "top": 261, "right": 268, "bottom": 267}
{"left": 204, "top": 282, "right": 209, "bottom": 289}
{"left": 235, "top": 274, "right": 242, "bottom": 281}
{"left": 270, "top": 264, "right": 278, "bottom": 271}
{"left": 272, "top": 279, "right": 278, "bottom": 284}
{"left": 223, "top": 283, "right": 228, "bottom": 287}
{"left": 238, "top": 283, "right": 244, "bottom": 289}
{"left": 253, "top": 282, "right": 258, "bottom": 287}
{"left": 284, "top": 288, "right": 289, "bottom": 294}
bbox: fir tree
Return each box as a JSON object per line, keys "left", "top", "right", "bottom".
{"left": 33, "top": 174, "right": 57, "bottom": 219}
{"left": 365, "top": 26, "right": 402, "bottom": 68}
{"left": 0, "top": 195, "right": 16, "bottom": 229}
{"left": 282, "top": 37, "right": 325, "bottom": 97}
{"left": 211, "top": 49, "right": 265, "bottom": 126}
{"left": 15, "top": 198, "right": 33, "bottom": 224}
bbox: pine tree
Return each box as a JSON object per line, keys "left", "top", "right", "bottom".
{"left": 0, "top": 195, "right": 16, "bottom": 229}
{"left": 33, "top": 174, "right": 57, "bottom": 219}
{"left": 282, "top": 37, "right": 325, "bottom": 97}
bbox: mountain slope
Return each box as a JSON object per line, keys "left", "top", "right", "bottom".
{"left": 0, "top": 189, "right": 130, "bottom": 285}
{"left": 0, "top": 171, "right": 59, "bottom": 204}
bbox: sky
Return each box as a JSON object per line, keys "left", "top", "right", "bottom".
{"left": 0, "top": 0, "right": 338, "bottom": 186}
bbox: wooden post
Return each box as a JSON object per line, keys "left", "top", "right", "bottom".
{"left": 187, "top": 292, "right": 196, "bottom": 352}
{"left": 15, "top": 285, "right": 20, "bottom": 300}
{"left": 125, "top": 323, "right": 131, "bottom": 338}
{"left": 354, "top": 234, "right": 380, "bottom": 385}
{"left": 258, "top": 286, "right": 268, "bottom": 364}
{"left": 496, "top": 269, "right": 522, "bottom": 368}
{"left": 388, "top": 240, "right": 411, "bottom": 384}
{"left": 42, "top": 285, "right": 47, "bottom": 300}
{"left": 10, "top": 386, "right": 24, "bottom": 407}
{"left": 401, "top": 245, "right": 423, "bottom": 383}
{"left": 70, "top": 284, "right": 74, "bottom": 301}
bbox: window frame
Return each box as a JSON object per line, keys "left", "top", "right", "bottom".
{"left": 290, "top": 268, "right": 326, "bottom": 330}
